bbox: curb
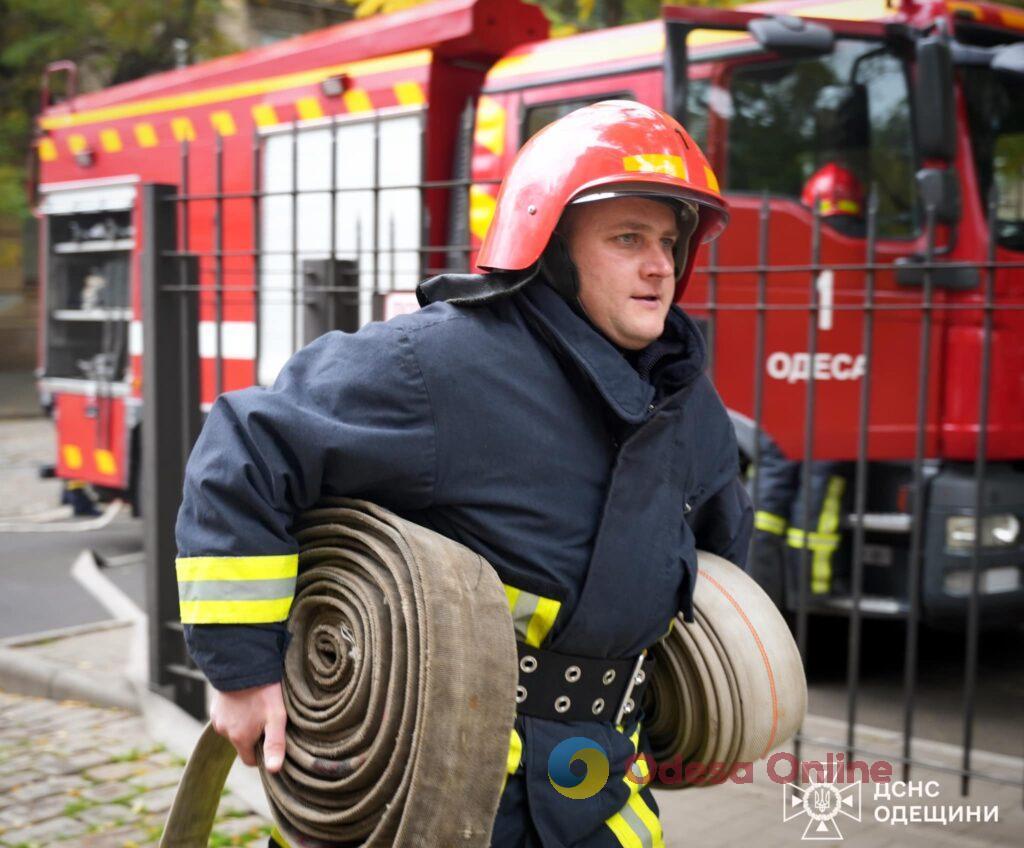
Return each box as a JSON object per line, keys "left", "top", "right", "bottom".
{"left": 0, "top": 644, "right": 138, "bottom": 710}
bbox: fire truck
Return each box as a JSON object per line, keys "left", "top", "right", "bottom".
{"left": 33, "top": 0, "right": 1024, "bottom": 624}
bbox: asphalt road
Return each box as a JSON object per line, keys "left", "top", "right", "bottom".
{"left": 0, "top": 518, "right": 146, "bottom": 640}
{"left": 1, "top": 415, "right": 1020, "bottom": 765}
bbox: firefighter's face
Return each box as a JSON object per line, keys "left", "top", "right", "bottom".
{"left": 563, "top": 197, "right": 679, "bottom": 350}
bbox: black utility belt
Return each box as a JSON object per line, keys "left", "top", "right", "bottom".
{"left": 514, "top": 641, "right": 654, "bottom": 724}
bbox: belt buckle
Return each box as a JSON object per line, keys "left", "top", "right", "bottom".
{"left": 613, "top": 651, "right": 648, "bottom": 726}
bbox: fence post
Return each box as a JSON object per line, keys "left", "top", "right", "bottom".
{"left": 141, "top": 183, "right": 204, "bottom": 718}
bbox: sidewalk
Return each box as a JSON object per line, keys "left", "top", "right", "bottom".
{"left": 2, "top": 621, "right": 1022, "bottom": 847}
{"left": 0, "top": 690, "right": 271, "bottom": 847}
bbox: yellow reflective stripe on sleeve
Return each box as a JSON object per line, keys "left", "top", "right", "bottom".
{"left": 176, "top": 555, "right": 298, "bottom": 623}
{"left": 503, "top": 583, "right": 562, "bottom": 648}
{"left": 179, "top": 597, "right": 293, "bottom": 624}
{"left": 175, "top": 555, "right": 298, "bottom": 582}
{"left": 754, "top": 510, "right": 787, "bottom": 535}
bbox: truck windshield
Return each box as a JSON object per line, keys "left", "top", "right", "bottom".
{"left": 960, "top": 65, "right": 1024, "bottom": 251}
{"left": 690, "top": 39, "right": 918, "bottom": 238}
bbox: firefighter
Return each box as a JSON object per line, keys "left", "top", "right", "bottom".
{"left": 750, "top": 433, "right": 850, "bottom": 605}
{"left": 175, "top": 100, "right": 752, "bottom": 848}
{"left": 743, "top": 162, "right": 863, "bottom": 605}
{"left": 800, "top": 162, "right": 865, "bottom": 237}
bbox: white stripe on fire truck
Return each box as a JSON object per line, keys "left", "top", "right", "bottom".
{"left": 199, "top": 321, "right": 256, "bottom": 360}
{"left": 129, "top": 321, "right": 143, "bottom": 357}
{"left": 129, "top": 320, "right": 256, "bottom": 359}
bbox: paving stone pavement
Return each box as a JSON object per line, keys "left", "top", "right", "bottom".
{"left": 0, "top": 690, "right": 271, "bottom": 847}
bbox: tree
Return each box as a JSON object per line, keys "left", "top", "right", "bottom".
{"left": 0, "top": 0, "right": 236, "bottom": 219}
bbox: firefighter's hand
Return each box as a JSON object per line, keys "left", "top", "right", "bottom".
{"left": 209, "top": 681, "right": 287, "bottom": 772}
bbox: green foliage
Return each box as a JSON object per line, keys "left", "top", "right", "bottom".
{"left": 527, "top": 0, "right": 744, "bottom": 33}
{"left": 0, "top": 0, "right": 236, "bottom": 220}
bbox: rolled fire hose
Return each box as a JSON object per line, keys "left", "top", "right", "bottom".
{"left": 160, "top": 499, "right": 519, "bottom": 847}
{"left": 161, "top": 504, "right": 806, "bottom": 846}
{"left": 644, "top": 551, "right": 807, "bottom": 787}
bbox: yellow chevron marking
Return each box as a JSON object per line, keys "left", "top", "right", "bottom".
{"left": 99, "top": 129, "right": 122, "bottom": 152}
{"left": 38, "top": 138, "right": 58, "bottom": 161}
{"left": 171, "top": 117, "right": 196, "bottom": 142}
{"left": 343, "top": 89, "right": 373, "bottom": 113}
{"left": 210, "top": 110, "right": 237, "bottom": 136}
{"left": 94, "top": 449, "right": 117, "bottom": 475}
{"left": 251, "top": 104, "right": 278, "bottom": 127}
{"left": 63, "top": 445, "right": 83, "bottom": 470}
{"left": 393, "top": 81, "right": 425, "bottom": 106}
{"left": 469, "top": 185, "right": 497, "bottom": 242}
{"left": 134, "top": 123, "right": 158, "bottom": 147}
{"left": 296, "top": 97, "right": 324, "bottom": 120}
{"left": 474, "top": 95, "right": 505, "bottom": 157}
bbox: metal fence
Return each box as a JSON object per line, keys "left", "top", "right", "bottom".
{"left": 142, "top": 123, "right": 1023, "bottom": 802}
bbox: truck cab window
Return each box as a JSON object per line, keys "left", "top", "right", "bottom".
{"left": 961, "top": 65, "right": 1024, "bottom": 252}
{"left": 523, "top": 94, "right": 634, "bottom": 141}
{"left": 722, "top": 41, "right": 917, "bottom": 238}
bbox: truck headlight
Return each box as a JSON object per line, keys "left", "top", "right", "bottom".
{"left": 946, "top": 514, "right": 1021, "bottom": 550}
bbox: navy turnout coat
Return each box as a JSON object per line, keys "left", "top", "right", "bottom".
{"left": 175, "top": 275, "right": 752, "bottom": 847}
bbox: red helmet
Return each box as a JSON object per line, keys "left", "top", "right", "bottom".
{"left": 476, "top": 100, "right": 728, "bottom": 299}
{"left": 801, "top": 163, "right": 864, "bottom": 218}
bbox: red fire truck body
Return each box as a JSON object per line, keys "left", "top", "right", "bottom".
{"left": 34, "top": 0, "right": 1024, "bottom": 621}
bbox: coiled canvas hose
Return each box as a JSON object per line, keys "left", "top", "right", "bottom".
{"left": 643, "top": 551, "right": 807, "bottom": 787}
{"left": 160, "top": 499, "right": 519, "bottom": 848}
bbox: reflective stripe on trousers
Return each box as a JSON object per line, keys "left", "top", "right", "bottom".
{"left": 786, "top": 476, "right": 845, "bottom": 594}
{"left": 604, "top": 724, "right": 664, "bottom": 848}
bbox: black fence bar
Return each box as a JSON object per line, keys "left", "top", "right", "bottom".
{"left": 252, "top": 130, "right": 262, "bottom": 377}
{"left": 749, "top": 194, "right": 770, "bottom": 543}
{"left": 901, "top": 204, "right": 938, "bottom": 782}
{"left": 328, "top": 118, "right": 339, "bottom": 332}
{"left": 142, "top": 183, "right": 203, "bottom": 719}
{"left": 845, "top": 188, "right": 879, "bottom": 761}
{"left": 372, "top": 111, "right": 381, "bottom": 307}
{"left": 178, "top": 142, "right": 192, "bottom": 474}
{"left": 214, "top": 134, "right": 224, "bottom": 399}
{"left": 793, "top": 205, "right": 823, "bottom": 776}
{"left": 290, "top": 122, "right": 300, "bottom": 358}
{"left": 960, "top": 187, "right": 999, "bottom": 797}
{"left": 705, "top": 238, "right": 719, "bottom": 381}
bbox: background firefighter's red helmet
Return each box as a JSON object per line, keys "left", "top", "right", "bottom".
{"left": 475, "top": 100, "right": 728, "bottom": 300}
{"left": 801, "top": 162, "right": 865, "bottom": 218}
